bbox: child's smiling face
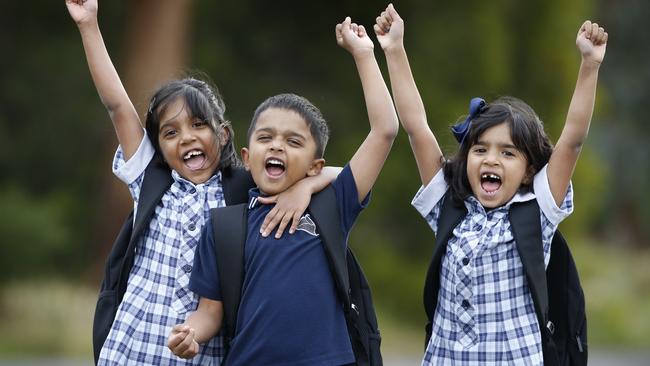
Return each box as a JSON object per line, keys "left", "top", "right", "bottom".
{"left": 466, "top": 122, "right": 533, "bottom": 208}
{"left": 157, "top": 97, "right": 222, "bottom": 184}
{"left": 242, "top": 107, "right": 324, "bottom": 196}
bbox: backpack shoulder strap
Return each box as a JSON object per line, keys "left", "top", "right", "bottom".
{"left": 509, "top": 200, "right": 550, "bottom": 330}
{"left": 211, "top": 203, "right": 248, "bottom": 341}
{"left": 221, "top": 166, "right": 255, "bottom": 205}
{"left": 308, "top": 186, "right": 352, "bottom": 311}
{"left": 131, "top": 154, "right": 173, "bottom": 241}
{"left": 423, "top": 193, "right": 466, "bottom": 322}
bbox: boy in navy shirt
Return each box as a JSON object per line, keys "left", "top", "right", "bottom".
{"left": 167, "top": 16, "right": 398, "bottom": 365}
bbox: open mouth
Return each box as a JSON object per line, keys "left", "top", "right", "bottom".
{"left": 480, "top": 173, "right": 502, "bottom": 194}
{"left": 265, "top": 157, "right": 285, "bottom": 178}
{"left": 183, "top": 149, "right": 206, "bottom": 171}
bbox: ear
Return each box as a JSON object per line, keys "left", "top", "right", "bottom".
{"left": 219, "top": 123, "right": 230, "bottom": 145}
{"left": 307, "top": 158, "right": 325, "bottom": 177}
{"left": 241, "top": 147, "right": 251, "bottom": 171}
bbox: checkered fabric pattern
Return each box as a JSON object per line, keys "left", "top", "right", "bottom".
{"left": 413, "top": 168, "right": 573, "bottom": 366}
{"left": 98, "top": 144, "right": 226, "bottom": 365}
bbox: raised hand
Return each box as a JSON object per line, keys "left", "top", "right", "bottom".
{"left": 576, "top": 20, "right": 608, "bottom": 64}
{"left": 65, "top": 0, "right": 98, "bottom": 25}
{"left": 374, "top": 3, "right": 404, "bottom": 51}
{"left": 336, "top": 17, "right": 374, "bottom": 57}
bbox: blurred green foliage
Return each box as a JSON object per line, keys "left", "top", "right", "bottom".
{"left": 0, "top": 0, "right": 648, "bottom": 354}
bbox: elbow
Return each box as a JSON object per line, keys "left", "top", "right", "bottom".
{"left": 380, "top": 121, "right": 399, "bottom": 142}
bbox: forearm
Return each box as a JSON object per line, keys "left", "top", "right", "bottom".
{"left": 77, "top": 21, "right": 142, "bottom": 154}
{"left": 183, "top": 300, "right": 222, "bottom": 344}
{"left": 352, "top": 51, "right": 399, "bottom": 139}
{"left": 384, "top": 46, "right": 443, "bottom": 185}
{"left": 559, "top": 60, "right": 600, "bottom": 150}
{"left": 299, "top": 166, "right": 342, "bottom": 193}
{"left": 384, "top": 47, "right": 428, "bottom": 135}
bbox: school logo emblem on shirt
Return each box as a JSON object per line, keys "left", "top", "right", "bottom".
{"left": 296, "top": 214, "right": 319, "bottom": 236}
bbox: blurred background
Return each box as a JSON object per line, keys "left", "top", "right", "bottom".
{"left": 1, "top": 0, "right": 648, "bottom": 364}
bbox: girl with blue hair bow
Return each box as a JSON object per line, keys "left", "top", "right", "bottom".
{"left": 374, "top": 3, "right": 607, "bottom": 365}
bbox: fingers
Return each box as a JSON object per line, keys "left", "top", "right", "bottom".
{"left": 579, "top": 20, "right": 608, "bottom": 45}
{"left": 172, "top": 328, "right": 197, "bottom": 358}
{"left": 260, "top": 207, "right": 281, "bottom": 237}
{"left": 387, "top": 3, "right": 402, "bottom": 21}
{"left": 376, "top": 11, "right": 391, "bottom": 34}
{"left": 274, "top": 212, "right": 294, "bottom": 239}
{"left": 168, "top": 325, "right": 192, "bottom": 354}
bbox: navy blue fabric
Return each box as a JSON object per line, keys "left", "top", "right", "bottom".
{"left": 191, "top": 164, "right": 367, "bottom": 365}
{"left": 451, "top": 97, "right": 486, "bottom": 145}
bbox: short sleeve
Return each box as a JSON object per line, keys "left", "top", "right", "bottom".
{"left": 112, "top": 132, "right": 155, "bottom": 201}
{"left": 411, "top": 169, "right": 448, "bottom": 234}
{"left": 332, "top": 164, "right": 369, "bottom": 236}
{"left": 533, "top": 164, "right": 574, "bottom": 226}
{"left": 189, "top": 218, "right": 222, "bottom": 301}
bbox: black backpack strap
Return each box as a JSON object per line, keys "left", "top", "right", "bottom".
{"left": 423, "top": 193, "right": 466, "bottom": 348}
{"left": 309, "top": 186, "right": 351, "bottom": 311}
{"left": 221, "top": 166, "right": 255, "bottom": 205}
{"left": 509, "top": 201, "right": 550, "bottom": 332}
{"left": 211, "top": 203, "right": 248, "bottom": 346}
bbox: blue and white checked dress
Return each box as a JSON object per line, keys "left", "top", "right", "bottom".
{"left": 412, "top": 165, "right": 573, "bottom": 366}
{"left": 98, "top": 135, "right": 225, "bottom": 365}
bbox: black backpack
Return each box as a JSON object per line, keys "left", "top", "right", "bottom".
{"left": 211, "top": 185, "right": 382, "bottom": 366}
{"left": 423, "top": 193, "right": 587, "bottom": 366}
{"left": 92, "top": 156, "right": 254, "bottom": 364}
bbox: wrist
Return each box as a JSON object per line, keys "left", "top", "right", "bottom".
{"left": 351, "top": 48, "right": 375, "bottom": 61}
{"left": 580, "top": 58, "right": 601, "bottom": 71}
{"left": 77, "top": 17, "right": 99, "bottom": 31}
{"left": 383, "top": 43, "right": 406, "bottom": 57}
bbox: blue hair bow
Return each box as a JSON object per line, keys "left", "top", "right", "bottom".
{"left": 451, "top": 97, "right": 486, "bottom": 145}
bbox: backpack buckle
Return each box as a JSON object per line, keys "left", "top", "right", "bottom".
{"left": 351, "top": 303, "right": 360, "bottom": 316}
{"left": 546, "top": 321, "right": 555, "bottom": 335}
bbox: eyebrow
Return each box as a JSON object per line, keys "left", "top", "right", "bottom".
{"left": 475, "top": 140, "right": 518, "bottom": 150}
{"left": 254, "top": 127, "right": 307, "bottom": 140}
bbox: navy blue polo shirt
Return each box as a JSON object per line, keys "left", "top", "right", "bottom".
{"left": 190, "top": 164, "right": 368, "bottom": 366}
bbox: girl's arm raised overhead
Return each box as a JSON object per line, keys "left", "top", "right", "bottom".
{"left": 375, "top": 4, "right": 443, "bottom": 186}
{"left": 548, "top": 21, "right": 608, "bottom": 206}
{"left": 336, "top": 17, "right": 399, "bottom": 203}
{"left": 67, "top": 0, "right": 143, "bottom": 159}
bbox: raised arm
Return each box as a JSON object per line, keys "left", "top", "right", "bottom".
{"left": 336, "top": 17, "right": 399, "bottom": 203}
{"left": 66, "top": 0, "right": 143, "bottom": 159}
{"left": 167, "top": 297, "right": 223, "bottom": 359}
{"left": 375, "top": 4, "right": 443, "bottom": 186}
{"left": 547, "top": 20, "right": 608, "bottom": 205}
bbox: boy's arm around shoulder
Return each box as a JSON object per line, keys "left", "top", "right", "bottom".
{"left": 547, "top": 20, "right": 607, "bottom": 206}
{"left": 336, "top": 17, "right": 399, "bottom": 203}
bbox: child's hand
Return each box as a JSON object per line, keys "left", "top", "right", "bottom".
{"left": 336, "top": 17, "right": 374, "bottom": 57}
{"left": 576, "top": 20, "right": 608, "bottom": 65}
{"left": 167, "top": 324, "right": 199, "bottom": 359}
{"left": 257, "top": 183, "right": 312, "bottom": 239}
{"left": 374, "top": 3, "right": 404, "bottom": 52}
{"left": 66, "top": 0, "right": 98, "bottom": 26}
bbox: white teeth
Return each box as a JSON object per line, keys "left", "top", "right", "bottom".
{"left": 183, "top": 150, "right": 203, "bottom": 160}
{"left": 267, "top": 159, "right": 284, "bottom": 167}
